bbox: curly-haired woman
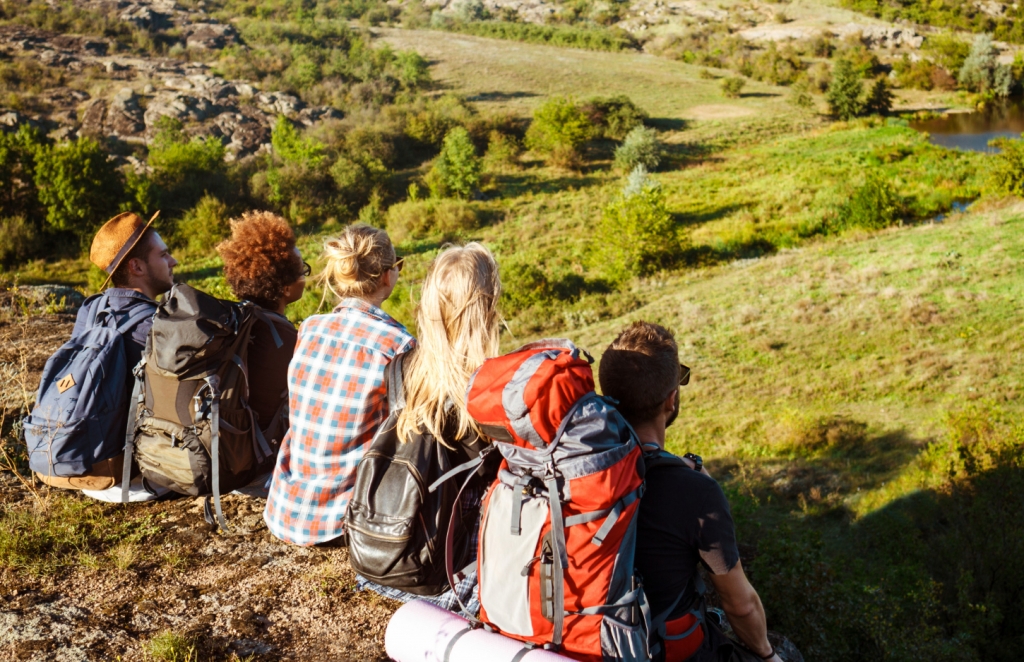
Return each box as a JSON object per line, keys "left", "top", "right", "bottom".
{"left": 217, "top": 211, "right": 306, "bottom": 442}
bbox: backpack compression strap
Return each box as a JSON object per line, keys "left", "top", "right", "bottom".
{"left": 121, "top": 359, "right": 147, "bottom": 504}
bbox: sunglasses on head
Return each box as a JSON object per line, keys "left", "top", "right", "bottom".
{"left": 393, "top": 257, "right": 405, "bottom": 273}
{"left": 302, "top": 261, "right": 312, "bottom": 277}
{"left": 679, "top": 364, "right": 690, "bottom": 386}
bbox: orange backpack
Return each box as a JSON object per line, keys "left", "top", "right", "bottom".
{"left": 466, "top": 339, "right": 704, "bottom": 661}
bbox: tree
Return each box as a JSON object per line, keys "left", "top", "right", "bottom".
{"left": 613, "top": 125, "right": 661, "bottom": 172}
{"left": 958, "top": 34, "right": 997, "bottom": 93}
{"left": 592, "top": 166, "right": 681, "bottom": 282}
{"left": 525, "top": 96, "right": 592, "bottom": 167}
{"left": 826, "top": 59, "right": 864, "bottom": 121}
{"left": 33, "top": 136, "right": 123, "bottom": 237}
{"left": 427, "top": 126, "right": 481, "bottom": 199}
{"left": 864, "top": 77, "right": 894, "bottom": 116}
{"left": 0, "top": 124, "right": 44, "bottom": 220}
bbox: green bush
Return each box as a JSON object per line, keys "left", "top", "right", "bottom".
{"left": 613, "top": 125, "right": 661, "bottom": 172}
{"left": 893, "top": 54, "right": 936, "bottom": 91}
{"left": 591, "top": 167, "right": 681, "bottom": 282}
{"left": 959, "top": 33, "right": 998, "bottom": 93}
{"left": 787, "top": 77, "right": 815, "bottom": 109}
{"left": 148, "top": 116, "right": 227, "bottom": 216}
{"left": 525, "top": 96, "right": 592, "bottom": 167}
{"left": 386, "top": 198, "right": 479, "bottom": 243}
{"left": 0, "top": 215, "right": 42, "bottom": 268}
{"left": 33, "top": 136, "right": 123, "bottom": 238}
{"left": 832, "top": 174, "right": 903, "bottom": 232}
{"left": 177, "top": 195, "right": 230, "bottom": 254}
{"left": 990, "top": 135, "right": 1024, "bottom": 196}
{"left": 403, "top": 94, "right": 476, "bottom": 148}
{"left": 483, "top": 130, "right": 522, "bottom": 172}
{"left": 720, "top": 77, "right": 746, "bottom": 98}
{"left": 394, "top": 50, "right": 431, "bottom": 88}
{"left": 0, "top": 124, "right": 44, "bottom": 221}
{"left": 826, "top": 59, "right": 865, "bottom": 120}
{"left": 750, "top": 42, "right": 803, "bottom": 86}
{"left": 500, "top": 258, "right": 552, "bottom": 314}
{"left": 426, "top": 126, "right": 481, "bottom": 199}
{"left": 581, "top": 95, "right": 648, "bottom": 140}
{"left": 436, "top": 19, "right": 639, "bottom": 52}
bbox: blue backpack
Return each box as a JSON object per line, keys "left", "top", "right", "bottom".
{"left": 25, "top": 293, "right": 154, "bottom": 479}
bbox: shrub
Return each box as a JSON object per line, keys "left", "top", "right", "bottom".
{"left": 959, "top": 33, "right": 998, "bottom": 92}
{"left": 832, "top": 174, "right": 903, "bottom": 231}
{"left": 500, "top": 258, "right": 552, "bottom": 314}
{"left": 826, "top": 59, "right": 864, "bottom": 120}
{"left": 404, "top": 94, "right": 476, "bottom": 148}
{"left": 271, "top": 116, "right": 325, "bottom": 168}
{"left": 394, "top": 50, "right": 430, "bottom": 88}
{"left": 427, "top": 126, "right": 481, "bottom": 199}
{"left": 581, "top": 95, "right": 648, "bottom": 140}
{"left": 386, "top": 198, "right": 479, "bottom": 243}
{"left": 751, "top": 42, "right": 802, "bottom": 86}
{"left": 525, "top": 96, "right": 592, "bottom": 167}
{"left": 483, "top": 130, "right": 522, "bottom": 172}
{"left": 33, "top": 136, "right": 123, "bottom": 238}
{"left": 720, "top": 77, "right": 746, "bottom": 98}
{"left": 926, "top": 32, "right": 972, "bottom": 74}
{"left": 787, "top": 77, "right": 815, "bottom": 109}
{"left": 0, "top": 215, "right": 42, "bottom": 268}
{"left": 989, "top": 136, "right": 1024, "bottom": 196}
{"left": 591, "top": 166, "right": 680, "bottom": 282}
{"left": 148, "top": 116, "right": 227, "bottom": 215}
{"left": 894, "top": 54, "right": 935, "bottom": 91}
{"left": 613, "top": 125, "right": 661, "bottom": 172}
{"left": 864, "top": 77, "right": 894, "bottom": 115}
{"left": 0, "top": 124, "right": 44, "bottom": 221}
{"left": 177, "top": 195, "right": 230, "bottom": 254}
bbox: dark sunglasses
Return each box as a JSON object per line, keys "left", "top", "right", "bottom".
{"left": 302, "top": 261, "right": 312, "bottom": 277}
{"left": 679, "top": 364, "right": 691, "bottom": 386}
{"left": 393, "top": 257, "right": 405, "bottom": 273}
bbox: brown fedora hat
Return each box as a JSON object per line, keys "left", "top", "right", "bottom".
{"left": 90, "top": 211, "right": 161, "bottom": 289}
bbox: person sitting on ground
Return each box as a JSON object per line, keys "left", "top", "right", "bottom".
{"left": 33, "top": 211, "right": 178, "bottom": 498}
{"left": 356, "top": 243, "right": 503, "bottom": 614}
{"left": 599, "top": 321, "right": 783, "bottom": 662}
{"left": 216, "top": 211, "right": 306, "bottom": 476}
{"left": 264, "top": 223, "right": 413, "bottom": 546}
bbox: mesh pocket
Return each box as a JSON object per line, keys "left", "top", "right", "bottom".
{"left": 599, "top": 615, "right": 648, "bottom": 661}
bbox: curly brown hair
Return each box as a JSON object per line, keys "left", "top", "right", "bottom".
{"left": 217, "top": 211, "right": 304, "bottom": 310}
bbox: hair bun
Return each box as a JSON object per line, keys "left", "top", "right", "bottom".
{"left": 321, "top": 224, "right": 395, "bottom": 299}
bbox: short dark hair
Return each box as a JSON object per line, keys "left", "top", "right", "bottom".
{"left": 598, "top": 321, "right": 680, "bottom": 426}
{"left": 110, "top": 228, "right": 156, "bottom": 288}
{"left": 217, "top": 211, "right": 303, "bottom": 310}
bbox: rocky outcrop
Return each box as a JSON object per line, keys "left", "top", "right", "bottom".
{"left": 184, "top": 22, "right": 240, "bottom": 50}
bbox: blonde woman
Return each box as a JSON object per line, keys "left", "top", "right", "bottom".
{"left": 264, "top": 224, "right": 413, "bottom": 546}
{"left": 356, "top": 242, "right": 502, "bottom": 612}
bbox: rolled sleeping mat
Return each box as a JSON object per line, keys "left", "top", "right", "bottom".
{"left": 385, "top": 599, "right": 573, "bottom": 662}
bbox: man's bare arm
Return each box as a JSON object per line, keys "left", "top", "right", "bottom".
{"left": 707, "top": 560, "right": 781, "bottom": 662}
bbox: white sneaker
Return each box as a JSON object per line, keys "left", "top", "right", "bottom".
{"left": 82, "top": 475, "right": 171, "bottom": 503}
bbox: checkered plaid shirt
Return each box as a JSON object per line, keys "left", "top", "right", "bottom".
{"left": 264, "top": 298, "right": 415, "bottom": 546}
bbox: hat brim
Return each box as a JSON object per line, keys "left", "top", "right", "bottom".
{"left": 100, "top": 210, "right": 161, "bottom": 290}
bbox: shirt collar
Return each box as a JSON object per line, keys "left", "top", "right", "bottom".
{"left": 335, "top": 297, "right": 399, "bottom": 326}
{"left": 104, "top": 288, "right": 156, "bottom": 303}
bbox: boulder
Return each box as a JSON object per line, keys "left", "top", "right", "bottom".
{"left": 185, "top": 23, "right": 240, "bottom": 50}
{"left": 79, "top": 98, "right": 107, "bottom": 137}
{"left": 108, "top": 88, "right": 146, "bottom": 136}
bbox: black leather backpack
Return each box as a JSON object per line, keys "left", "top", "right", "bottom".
{"left": 346, "top": 354, "right": 498, "bottom": 596}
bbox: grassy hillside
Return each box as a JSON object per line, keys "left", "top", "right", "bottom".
{"left": 570, "top": 201, "right": 1024, "bottom": 660}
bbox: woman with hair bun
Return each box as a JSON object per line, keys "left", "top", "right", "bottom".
{"left": 217, "top": 211, "right": 306, "bottom": 451}
{"left": 264, "top": 223, "right": 413, "bottom": 547}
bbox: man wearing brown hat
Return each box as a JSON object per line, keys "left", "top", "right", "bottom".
{"left": 39, "top": 212, "right": 177, "bottom": 497}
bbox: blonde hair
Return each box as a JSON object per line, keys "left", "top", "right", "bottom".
{"left": 396, "top": 243, "right": 501, "bottom": 446}
{"left": 320, "top": 223, "right": 396, "bottom": 301}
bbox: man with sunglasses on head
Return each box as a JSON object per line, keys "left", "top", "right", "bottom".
{"left": 599, "top": 321, "right": 783, "bottom": 662}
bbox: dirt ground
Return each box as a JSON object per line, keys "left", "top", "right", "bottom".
{"left": 0, "top": 313, "right": 399, "bottom": 661}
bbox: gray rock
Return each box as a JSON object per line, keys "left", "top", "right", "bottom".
{"left": 0, "top": 111, "right": 25, "bottom": 128}
{"left": 185, "top": 23, "right": 240, "bottom": 50}
{"left": 79, "top": 98, "right": 107, "bottom": 137}
{"left": 109, "top": 88, "right": 146, "bottom": 136}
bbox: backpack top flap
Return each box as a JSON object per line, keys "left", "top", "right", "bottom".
{"left": 465, "top": 338, "right": 595, "bottom": 451}
{"left": 150, "top": 283, "right": 248, "bottom": 379}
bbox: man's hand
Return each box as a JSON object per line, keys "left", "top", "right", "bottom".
{"left": 680, "top": 455, "right": 711, "bottom": 477}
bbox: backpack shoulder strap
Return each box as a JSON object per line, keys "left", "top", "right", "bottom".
{"left": 386, "top": 352, "right": 407, "bottom": 411}
{"left": 115, "top": 301, "right": 156, "bottom": 335}
{"left": 86, "top": 293, "right": 111, "bottom": 329}
{"left": 642, "top": 445, "right": 691, "bottom": 473}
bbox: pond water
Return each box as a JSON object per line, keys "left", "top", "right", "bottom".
{"left": 910, "top": 100, "right": 1024, "bottom": 152}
